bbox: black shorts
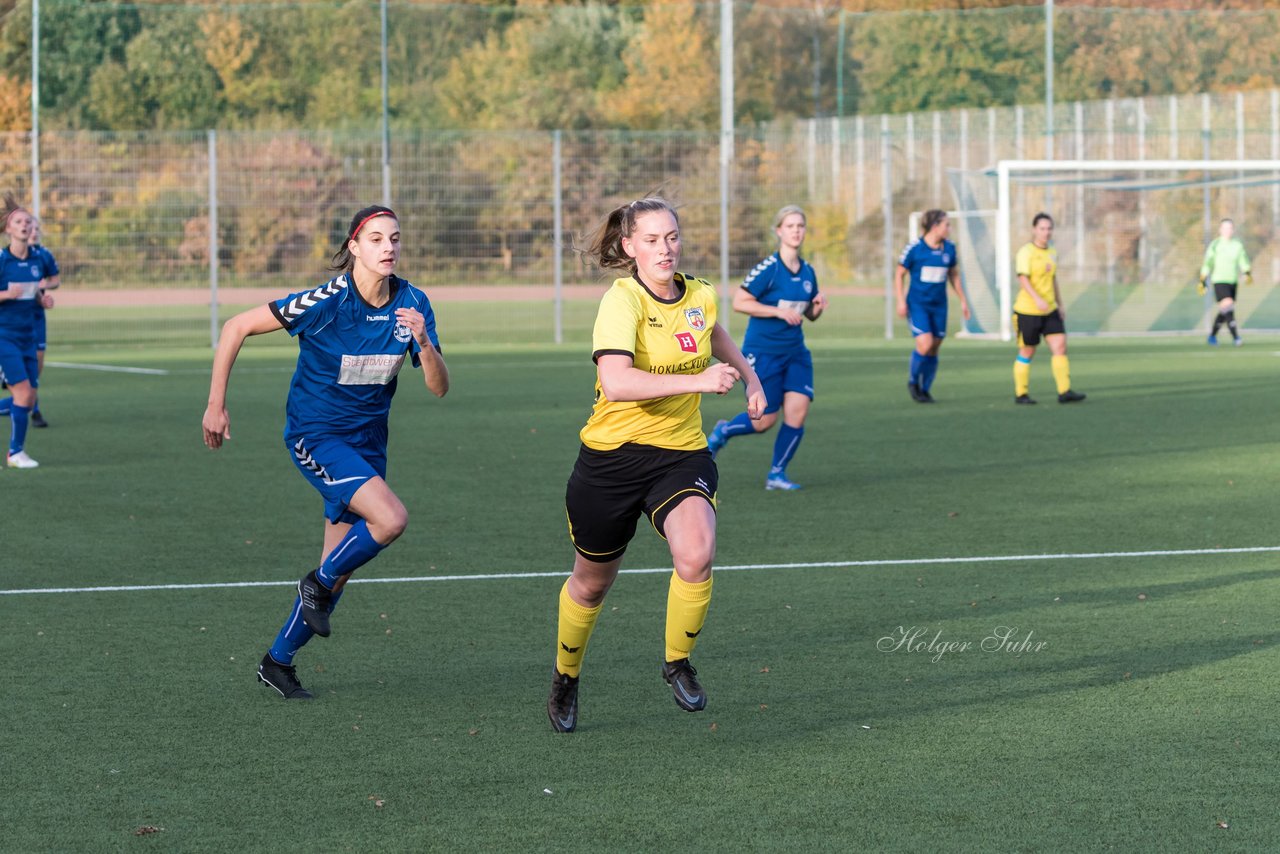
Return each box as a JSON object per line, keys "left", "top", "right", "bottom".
{"left": 1015, "top": 310, "right": 1066, "bottom": 347}
{"left": 1213, "top": 282, "right": 1238, "bottom": 302}
{"left": 565, "top": 443, "right": 718, "bottom": 563}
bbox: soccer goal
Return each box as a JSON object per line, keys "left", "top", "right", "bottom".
{"left": 951, "top": 160, "right": 1280, "bottom": 340}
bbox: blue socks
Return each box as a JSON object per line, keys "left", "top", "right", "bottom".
{"left": 921, "top": 355, "right": 939, "bottom": 392}
{"left": 269, "top": 589, "right": 344, "bottom": 665}
{"left": 316, "top": 520, "right": 386, "bottom": 588}
{"left": 909, "top": 351, "right": 925, "bottom": 387}
{"left": 9, "top": 404, "right": 29, "bottom": 454}
{"left": 721, "top": 411, "right": 756, "bottom": 441}
{"left": 267, "top": 521, "right": 386, "bottom": 665}
{"left": 770, "top": 424, "right": 804, "bottom": 476}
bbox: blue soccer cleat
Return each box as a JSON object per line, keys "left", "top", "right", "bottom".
{"left": 706, "top": 419, "right": 728, "bottom": 460}
{"left": 1207, "top": 335, "right": 1218, "bottom": 346}
{"left": 765, "top": 473, "right": 802, "bottom": 491}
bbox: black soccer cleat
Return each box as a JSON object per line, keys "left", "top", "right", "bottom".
{"left": 257, "top": 654, "right": 314, "bottom": 700}
{"left": 1058, "top": 390, "right": 1087, "bottom": 404}
{"left": 298, "top": 570, "right": 334, "bottom": 638}
{"left": 917, "top": 388, "right": 935, "bottom": 403}
{"left": 30, "top": 411, "right": 48, "bottom": 428}
{"left": 661, "top": 658, "right": 707, "bottom": 712}
{"left": 907, "top": 381, "right": 923, "bottom": 402}
{"left": 547, "top": 667, "right": 580, "bottom": 733}
{"left": 1014, "top": 394, "right": 1037, "bottom": 405}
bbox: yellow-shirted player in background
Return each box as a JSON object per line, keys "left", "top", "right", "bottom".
{"left": 1012, "top": 212, "right": 1086, "bottom": 405}
{"left": 547, "top": 197, "right": 765, "bottom": 733}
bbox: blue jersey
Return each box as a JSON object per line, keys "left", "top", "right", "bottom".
{"left": 740, "top": 252, "right": 819, "bottom": 355}
{"left": 0, "top": 247, "right": 50, "bottom": 340}
{"left": 898, "top": 238, "right": 957, "bottom": 305}
{"left": 30, "top": 244, "right": 57, "bottom": 320}
{"left": 270, "top": 273, "right": 439, "bottom": 438}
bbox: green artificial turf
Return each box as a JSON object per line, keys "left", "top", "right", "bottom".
{"left": 3, "top": 336, "right": 1277, "bottom": 851}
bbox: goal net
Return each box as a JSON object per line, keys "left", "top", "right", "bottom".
{"left": 949, "top": 160, "right": 1280, "bottom": 340}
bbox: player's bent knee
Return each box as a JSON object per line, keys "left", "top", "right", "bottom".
{"left": 369, "top": 503, "right": 409, "bottom": 544}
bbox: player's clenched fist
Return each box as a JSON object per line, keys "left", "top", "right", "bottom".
{"left": 700, "top": 363, "right": 740, "bottom": 395}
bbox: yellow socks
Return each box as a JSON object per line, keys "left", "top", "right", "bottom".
{"left": 665, "top": 572, "right": 713, "bottom": 662}
{"left": 1051, "top": 354, "right": 1071, "bottom": 394}
{"left": 555, "top": 581, "right": 602, "bottom": 678}
{"left": 1013, "top": 357, "right": 1031, "bottom": 396}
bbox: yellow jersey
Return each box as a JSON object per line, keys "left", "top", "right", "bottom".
{"left": 1014, "top": 242, "right": 1057, "bottom": 315}
{"left": 580, "top": 273, "right": 718, "bottom": 452}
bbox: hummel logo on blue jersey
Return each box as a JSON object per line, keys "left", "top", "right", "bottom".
{"left": 367, "top": 314, "right": 390, "bottom": 321}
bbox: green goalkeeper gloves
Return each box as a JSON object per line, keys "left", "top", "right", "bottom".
{"left": 1245, "top": 272, "right": 1254, "bottom": 286}
{"left": 1197, "top": 274, "right": 1206, "bottom": 296}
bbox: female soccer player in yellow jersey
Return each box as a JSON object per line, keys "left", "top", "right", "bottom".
{"left": 547, "top": 197, "right": 766, "bottom": 733}
{"left": 1012, "top": 212, "right": 1085, "bottom": 405}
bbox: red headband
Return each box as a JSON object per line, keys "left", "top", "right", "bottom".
{"left": 351, "top": 210, "right": 397, "bottom": 240}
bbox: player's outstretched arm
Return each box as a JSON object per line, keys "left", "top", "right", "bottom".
{"left": 710, "top": 323, "right": 766, "bottom": 419}
{"left": 203, "top": 304, "right": 284, "bottom": 450}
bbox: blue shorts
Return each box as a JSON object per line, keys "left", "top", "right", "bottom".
{"left": 0, "top": 335, "right": 38, "bottom": 388}
{"left": 286, "top": 425, "right": 388, "bottom": 524}
{"left": 746, "top": 348, "right": 814, "bottom": 416}
{"left": 908, "top": 300, "right": 947, "bottom": 338}
{"left": 33, "top": 312, "right": 46, "bottom": 351}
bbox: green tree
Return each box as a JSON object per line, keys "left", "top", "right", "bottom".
{"left": 87, "top": 17, "right": 221, "bottom": 129}
{"left": 437, "top": 4, "right": 636, "bottom": 130}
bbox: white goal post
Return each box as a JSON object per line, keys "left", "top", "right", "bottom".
{"left": 992, "top": 160, "right": 1280, "bottom": 341}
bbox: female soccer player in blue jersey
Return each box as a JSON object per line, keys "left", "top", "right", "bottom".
{"left": 894, "top": 210, "right": 970, "bottom": 403}
{"left": 547, "top": 197, "right": 765, "bottom": 732}
{"left": 706, "top": 205, "right": 827, "bottom": 491}
{"left": 0, "top": 201, "right": 54, "bottom": 468}
{"left": 203, "top": 205, "right": 450, "bottom": 700}
{"left": 21, "top": 216, "right": 58, "bottom": 427}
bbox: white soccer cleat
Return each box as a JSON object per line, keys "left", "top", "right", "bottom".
{"left": 7, "top": 450, "right": 39, "bottom": 469}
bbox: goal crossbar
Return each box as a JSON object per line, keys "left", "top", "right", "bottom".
{"left": 994, "top": 160, "right": 1280, "bottom": 341}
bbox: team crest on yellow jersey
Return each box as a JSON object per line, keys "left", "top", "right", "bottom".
{"left": 684, "top": 307, "right": 706, "bottom": 331}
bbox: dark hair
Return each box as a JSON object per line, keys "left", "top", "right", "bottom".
{"left": 581, "top": 197, "right": 679, "bottom": 274}
{"left": 921, "top": 209, "right": 947, "bottom": 234}
{"left": 1, "top": 192, "right": 27, "bottom": 230}
{"left": 1221, "top": 218, "right": 1234, "bottom": 225}
{"left": 329, "top": 204, "right": 398, "bottom": 272}
{"left": 1032, "top": 212, "right": 1053, "bottom": 228}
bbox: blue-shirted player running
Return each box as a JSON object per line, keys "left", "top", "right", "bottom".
{"left": 203, "top": 205, "right": 450, "bottom": 700}
{"left": 707, "top": 205, "right": 827, "bottom": 490}
{"left": 0, "top": 202, "right": 53, "bottom": 468}
{"left": 1, "top": 215, "right": 59, "bottom": 427}
{"left": 894, "top": 210, "right": 970, "bottom": 403}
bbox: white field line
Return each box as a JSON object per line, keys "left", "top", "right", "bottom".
{"left": 2, "top": 545, "right": 1278, "bottom": 597}
{"left": 46, "top": 361, "right": 169, "bottom": 375}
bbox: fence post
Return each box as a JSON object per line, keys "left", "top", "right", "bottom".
{"left": 553, "top": 130, "right": 563, "bottom": 345}
{"left": 1202, "top": 93, "right": 1211, "bottom": 245}
{"left": 1272, "top": 90, "right": 1278, "bottom": 286}
{"left": 208, "top": 129, "right": 219, "bottom": 349}
{"left": 881, "top": 116, "right": 894, "bottom": 340}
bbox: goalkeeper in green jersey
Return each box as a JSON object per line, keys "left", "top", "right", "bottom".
{"left": 1199, "top": 218, "right": 1252, "bottom": 346}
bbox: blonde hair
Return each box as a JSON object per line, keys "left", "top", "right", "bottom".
{"left": 773, "top": 204, "right": 806, "bottom": 230}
